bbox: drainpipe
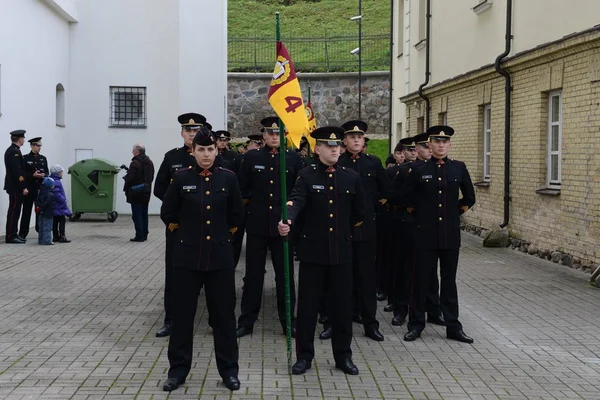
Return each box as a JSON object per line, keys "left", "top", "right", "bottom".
{"left": 388, "top": 0, "right": 394, "bottom": 153}
{"left": 495, "top": 0, "right": 513, "bottom": 228}
{"left": 417, "top": 0, "right": 431, "bottom": 129}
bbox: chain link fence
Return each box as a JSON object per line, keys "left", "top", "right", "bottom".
{"left": 228, "top": 32, "right": 390, "bottom": 73}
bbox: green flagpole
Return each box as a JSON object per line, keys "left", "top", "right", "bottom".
{"left": 276, "top": 11, "right": 294, "bottom": 375}
{"left": 306, "top": 86, "right": 313, "bottom": 164}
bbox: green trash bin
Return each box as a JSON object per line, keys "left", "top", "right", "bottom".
{"left": 68, "top": 158, "right": 122, "bottom": 222}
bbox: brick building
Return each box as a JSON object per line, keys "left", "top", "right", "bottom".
{"left": 391, "top": 0, "right": 600, "bottom": 265}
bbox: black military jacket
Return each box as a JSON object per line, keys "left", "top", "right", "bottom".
{"left": 160, "top": 164, "right": 244, "bottom": 271}
{"left": 153, "top": 145, "right": 197, "bottom": 201}
{"left": 389, "top": 160, "right": 427, "bottom": 225}
{"left": 399, "top": 157, "right": 476, "bottom": 250}
{"left": 287, "top": 161, "right": 366, "bottom": 265}
{"left": 219, "top": 148, "right": 236, "bottom": 164}
{"left": 238, "top": 145, "right": 302, "bottom": 237}
{"left": 3, "top": 144, "right": 26, "bottom": 194}
{"left": 22, "top": 152, "right": 48, "bottom": 192}
{"left": 338, "top": 151, "right": 391, "bottom": 242}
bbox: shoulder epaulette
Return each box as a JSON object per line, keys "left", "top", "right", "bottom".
{"left": 218, "top": 167, "right": 236, "bottom": 175}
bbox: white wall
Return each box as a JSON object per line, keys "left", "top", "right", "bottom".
{"left": 0, "top": 0, "right": 71, "bottom": 234}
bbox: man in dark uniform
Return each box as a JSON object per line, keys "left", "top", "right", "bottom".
{"left": 160, "top": 127, "right": 244, "bottom": 392}
{"left": 389, "top": 133, "right": 444, "bottom": 326}
{"left": 4, "top": 130, "right": 28, "bottom": 244}
{"left": 153, "top": 113, "right": 205, "bottom": 338}
{"left": 231, "top": 133, "right": 263, "bottom": 269}
{"left": 278, "top": 126, "right": 365, "bottom": 375}
{"left": 215, "top": 130, "right": 236, "bottom": 164}
{"left": 338, "top": 120, "right": 389, "bottom": 342}
{"left": 19, "top": 137, "right": 48, "bottom": 239}
{"left": 236, "top": 116, "right": 301, "bottom": 338}
{"left": 401, "top": 126, "right": 476, "bottom": 343}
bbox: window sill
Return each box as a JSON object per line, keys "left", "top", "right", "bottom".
{"left": 474, "top": 181, "right": 490, "bottom": 188}
{"left": 109, "top": 125, "right": 147, "bottom": 129}
{"left": 414, "top": 39, "right": 427, "bottom": 51}
{"left": 472, "top": 0, "right": 493, "bottom": 15}
{"left": 56, "top": 124, "right": 65, "bottom": 128}
{"left": 535, "top": 187, "right": 561, "bottom": 196}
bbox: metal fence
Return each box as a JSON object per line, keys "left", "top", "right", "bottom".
{"left": 228, "top": 32, "right": 390, "bottom": 73}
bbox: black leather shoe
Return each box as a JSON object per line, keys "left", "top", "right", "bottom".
{"left": 376, "top": 292, "right": 387, "bottom": 302}
{"left": 130, "top": 237, "right": 144, "bottom": 242}
{"left": 162, "top": 377, "right": 185, "bottom": 392}
{"left": 318, "top": 315, "right": 328, "bottom": 324}
{"left": 292, "top": 359, "right": 311, "bottom": 375}
{"left": 223, "top": 376, "right": 240, "bottom": 391}
{"left": 335, "top": 359, "right": 359, "bottom": 375}
{"left": 352, "top": 314, "right": 363, "bottom": 324}
{"left": 17, "top": 236, "right": 27, "bottom": 242}
{"left": 427, "top": 314, "right": 446, "bottom": 326}
{"left": 156, "top": 323, "right": 171, "bottom": 338}
{"left": 6, "top": 238, "right": 25, "bottom": 244}
{"left": 59, "top": 236, "right": 71, "bottom": 243}
{"left": 391, "top": 315, "right": 405, "bottom": 326}
{"left": 403, "top": 330, "right": 421, "bottom": 341}
{"left": 319, "top": 326, "right": 332, "bottom": 340}
{"left": 383, "top": 304, "right": 394, "bottom": 312}
{"left": 447, "top": 330, "right": 474, "bottom": 344}
{"left": 236, "top": 326, "right": 253, "bottom": 338}
{"left": 365, "top": 327, "right": 384, "bottom": 341}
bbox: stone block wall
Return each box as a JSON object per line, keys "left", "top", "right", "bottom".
{"left": 401, "top": 29, "right": 600, "bottom": 266}
{"left": 227, "top": 71, "right": 390, "bottom": 137}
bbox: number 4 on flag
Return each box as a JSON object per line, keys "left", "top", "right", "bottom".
{"left": 285, "top": 96, "right": 303, "bottom": 113}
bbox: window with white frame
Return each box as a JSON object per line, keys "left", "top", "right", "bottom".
{"left": 439, "top": 112, "right": 447, "bottom": 125}
{"left": 547, "top": 91, "right": 562, "bottom": 187}
{"left": 483, "top": 104, "right": 491, "bottom": 181}
{"left": 110, "top": 86, "right": 147, "bottom": 128}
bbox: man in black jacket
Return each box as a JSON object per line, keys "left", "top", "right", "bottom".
{"left": 153, "top": 113, "right": 205, "bottom": 338}
{"left": 124, "top": 143, "right": 155, "bottom": 242}
{"left": 278, "top": 126, "right": 365, "bottom": 376}
{"left": 235, "top": 117, "right": 302, "bottom": 338}
{"left": 4, "top": 130, "right": 28, "bottom": 244}
{"left": 401, "top": 125, "right": 476, "bottom": 344}
{"left": 19, "top": 137, "right": 48, "bottom": 239}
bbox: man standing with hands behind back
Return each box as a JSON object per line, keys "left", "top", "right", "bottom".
{"left": 20, "top": 137, "right": 48, "bottom": 240}
{"left": 4, "top": 130, "right": 28, "bottom": 244}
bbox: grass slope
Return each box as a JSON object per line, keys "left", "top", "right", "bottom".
{"left": 228, "top": 0, "right": 391, "bottom": 72}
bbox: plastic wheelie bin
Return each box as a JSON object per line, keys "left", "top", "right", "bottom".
{"left": 67, "top": 158, "right": 121, "bottom": 222}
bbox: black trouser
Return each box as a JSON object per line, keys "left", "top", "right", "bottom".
{"left": 238, "top": 234, "right": 296, "bottom": 330}
{"left": 19, "top": 189, "right": 38, "bottom": 238}
{"left": 163, "top": 229, "right": 175, "bottom": 325}
{"left": 168, "top": 267, "right": 238, "bottom": 380}
{"left": 352, "top": 240, "right": 379, "bottom": 330}
{"left": 5, "top": 191, "right": 23, "bottom": 241}
{"left": 296, "top": 262, "right": 352, "bottom": 363}
{"left": 52, "top": 216, "right": 66, "bottom": 239}
{"left": 393, "top": 226, "right": 441, "bottom": 319}
{"left": 408, "top": 248, "right": 462, "bottom": 333}
{"left": 375, "top": 224, "right": 393, "bottom": 297}
{"left": 131, "top": 203, "right": 149, "bottom": 239}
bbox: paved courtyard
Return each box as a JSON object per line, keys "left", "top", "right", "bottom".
{"left": 1, "top": 216, "right": 600, "bottom": 399}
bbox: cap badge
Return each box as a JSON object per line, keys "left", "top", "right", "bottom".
{"left": 329, "top": 133, "right": 336, "bottom": 139}
{"left": 188, "top": 119, "right": 195, "bottom": 124}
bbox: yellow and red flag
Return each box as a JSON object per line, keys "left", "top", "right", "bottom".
{"left": 304, "top": 99, "right": 317, "bottom": 149}
{"left": 268, "top": 41, "right": 309, "bottom": 148}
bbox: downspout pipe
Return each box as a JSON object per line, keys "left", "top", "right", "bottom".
{"left": 388, "top": 0, "right": 394, "bottom": 153}
{"left": 495, "top": 0, "right": 513, "bottom": 229}
{"left": 417, "top": 0, "right": 431, "bottom": 129}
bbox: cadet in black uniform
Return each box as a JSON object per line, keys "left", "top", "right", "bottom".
{"left": 231, "top": 133, "right": 262, "bottom": 269}
{"left": 4, "top": 130, "right": 28, "bottom": 244}
{"left": 215, "top": 130, "right": 237, "bottom": 164}
{"left": 338, "top": 120, "right": 390, "bottom": 342}
{"left": 401, "top": 126, "right": 476, "bottom": 343}
{"left": 19, "top": 137, "right": 48, "bottom": 239}
{"left": 236, "top": 117, "right": 301, "bottom": 338}
{"left": 160, "top": 127, "right": 243, "bottom": 392}
{"left": 278, "top": 126, "right": 365, "bottom": 376}
{"left": 153, "top": 113, "right": 205, "bottom": 338}
{"left": 389, "top": 134, "right": 444, "bottom": 326}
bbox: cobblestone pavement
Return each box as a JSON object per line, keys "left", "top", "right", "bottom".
{"left": 1, "top": 216, "right": 600, "bottom": 400}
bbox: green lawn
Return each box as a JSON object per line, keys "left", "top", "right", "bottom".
{"left": 228, "top": 0, "right": 391, "bottom": 72}
{"left": 366, "top": 139, "right": 391, "bottom": 166}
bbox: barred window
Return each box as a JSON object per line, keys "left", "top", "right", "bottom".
{"left": 110, "top": 86, "right": 146, "bottom": 128}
